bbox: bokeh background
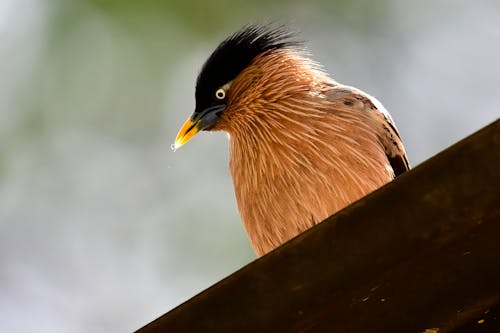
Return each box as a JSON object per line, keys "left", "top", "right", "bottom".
{"left": 1, "top": 0, "right": 499, "bottom": 331}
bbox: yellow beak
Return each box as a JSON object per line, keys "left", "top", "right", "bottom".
{"left": 173, "top": 104, "right": 226, "bottom": 151}
{"left": 173, "top": 117, "right": 201, "bottom": 151}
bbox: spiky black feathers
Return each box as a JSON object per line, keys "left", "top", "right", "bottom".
{"left": 194, "top": 25, "right": 301, "bottom": 114}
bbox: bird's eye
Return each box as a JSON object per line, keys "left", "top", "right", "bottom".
{"left": 215, "top": 88, "right": 226, "bottom": 100}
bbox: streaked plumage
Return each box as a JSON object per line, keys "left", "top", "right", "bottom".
{"left": 175, "top": 25, "right": 409, "bottom": 256}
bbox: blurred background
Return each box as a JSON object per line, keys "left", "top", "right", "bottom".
{"left": 0, "top": 0, "right": 499, "bottom": 331}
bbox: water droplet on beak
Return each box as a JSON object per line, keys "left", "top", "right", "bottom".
{"left": 170, "top": 143, "right": 177, "bottom": 152}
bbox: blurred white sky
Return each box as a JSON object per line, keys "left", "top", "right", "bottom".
{"left": 0, "top": 0, "right": 499, "bottom": 332}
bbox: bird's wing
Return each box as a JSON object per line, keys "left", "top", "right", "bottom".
{"left": 325, "top": 85, "right": 410, "bottom": 177}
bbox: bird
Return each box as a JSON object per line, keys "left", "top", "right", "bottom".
{"left": 174, "top": 25, "right": 409, "bottom": 256}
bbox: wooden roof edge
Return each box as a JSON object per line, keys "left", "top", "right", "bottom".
{"left": 137, "top": 118, "right": 500, "bottom": 333}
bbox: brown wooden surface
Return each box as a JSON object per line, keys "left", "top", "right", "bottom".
{"left": 137, "top": 119, "right": 500, "bottom": 333}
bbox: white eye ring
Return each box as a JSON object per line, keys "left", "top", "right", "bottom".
{"left": 215, "top": 88, "right": 226, "bottom": 100}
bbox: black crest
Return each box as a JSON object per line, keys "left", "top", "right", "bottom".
{"left": 195, "top": 25, "right": 301, "bottom": 112}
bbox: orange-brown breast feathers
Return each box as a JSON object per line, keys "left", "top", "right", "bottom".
{"left": 216, "top": 49, "right": 406, "bottom": 256}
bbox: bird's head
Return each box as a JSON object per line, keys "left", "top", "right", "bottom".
{"left": 174, "top": 25, "right": 307, "bottom": 150}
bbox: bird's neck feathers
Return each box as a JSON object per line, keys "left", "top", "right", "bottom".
{"left": 224, "top": 50, "right": 337, "bottom": 179}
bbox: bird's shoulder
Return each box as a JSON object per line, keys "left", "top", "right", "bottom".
{"left": 323, "top": 84, "right": 410, "bottom": 177}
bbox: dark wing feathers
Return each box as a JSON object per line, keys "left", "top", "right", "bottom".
{"left": 367, "top": 100, "right": 410, "bottom": 177}
{"left": 327, "top": 85, "right": 410, "bottom": 177}
{"left": 378, "top": 114, "right": 410, "bottom": 177}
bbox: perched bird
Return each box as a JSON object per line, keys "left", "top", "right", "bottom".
{"left": 174, "top": 25, "right": 409, "bottom": 256}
